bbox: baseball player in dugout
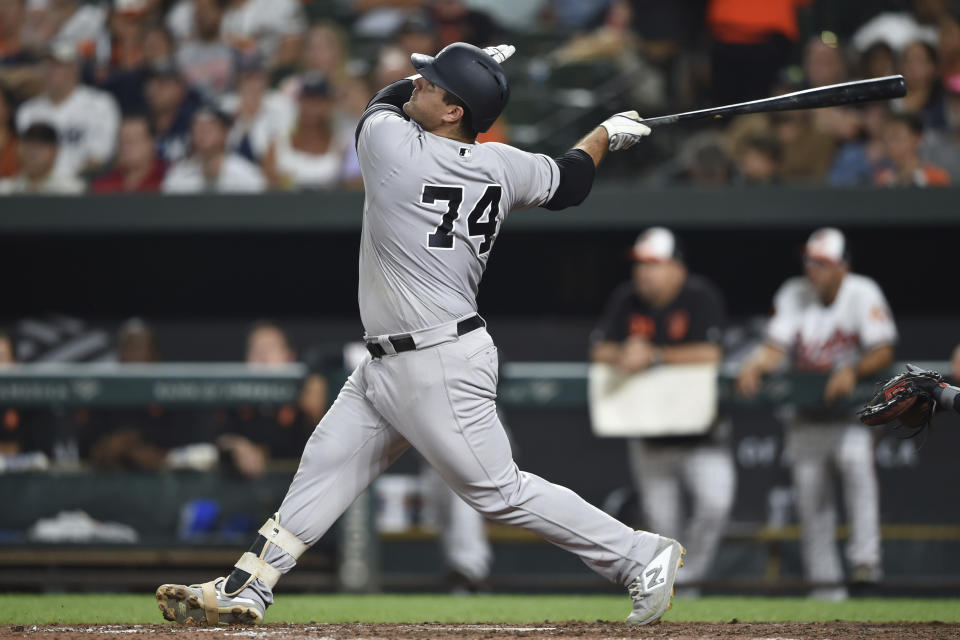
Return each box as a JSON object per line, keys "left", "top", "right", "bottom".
{"left": 590, "top": 228, "right": 735, "bottom": 597}
{"left": 736, "top": 228, "right": 896, "bottom": 601}
{"left": 156, "top": 43, "right": 682, "bottom": 626}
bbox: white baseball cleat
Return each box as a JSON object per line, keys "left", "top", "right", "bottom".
{"left": 625, "top": 536, "right": 685, "bottom": 626}
{"left": 156, "top": 577, "right": 265, "bottom": 626}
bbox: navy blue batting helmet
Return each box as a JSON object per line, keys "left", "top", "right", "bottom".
{"left": 411, "top": 42, "right": 509, "bottom": 133}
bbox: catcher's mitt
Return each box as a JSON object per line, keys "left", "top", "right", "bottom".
{"left": 858, "top": 364, "right": 942, "bottom": 436}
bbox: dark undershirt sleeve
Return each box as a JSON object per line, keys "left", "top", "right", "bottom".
{"left": 355, "top": 79, "right": 415, "bottom": 146}
{"left": 543, "top": 149, "right": 596, "bottom": 211}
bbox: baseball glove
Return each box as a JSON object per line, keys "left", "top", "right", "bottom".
{"left": 858, "top": 364, "right": 942, "bottom": 436}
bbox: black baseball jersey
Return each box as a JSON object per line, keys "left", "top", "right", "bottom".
{"left": 592, "top": 274, "right": 725, "bottom": 347}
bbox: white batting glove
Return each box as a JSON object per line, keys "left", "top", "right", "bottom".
{"left": 600, "top": 111, "right": 651, "bottom": 151}
{"left": 483, "top": 44, "right": 516, "bottom": 65}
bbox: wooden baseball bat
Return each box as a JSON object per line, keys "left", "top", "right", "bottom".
{"left": 640, "top": 75, "right": 906, "bottom": 128}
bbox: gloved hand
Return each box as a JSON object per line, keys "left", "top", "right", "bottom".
{"left": 858, "top": 364, "right": 943, "bottom": 436}
{"left": 600, "top": 111, "right": 652, "bottom": 151}
{"left": 483, "top": 44, "right": 516, "bottom": 65}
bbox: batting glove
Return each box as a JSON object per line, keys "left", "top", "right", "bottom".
{"left": 600, "top": 111, "right": 651, "bottom": 151}
{"left": 483, "top": 44, "right": 516, "bottom": 65}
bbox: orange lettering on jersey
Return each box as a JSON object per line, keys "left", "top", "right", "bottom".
{"left": 871, "top": 306, "right": 888, "bottom": 321}
{"left": 795, "top": 329, "right": 860, "bottom": 371}
{"left": 3, "top": 409, "right": 18, "bottom": 432}
{"left": 629, "top": 314, "right": 655, "bottom": 339}
{"left": 667, "top": 310, "right": 690, "bottom": 341}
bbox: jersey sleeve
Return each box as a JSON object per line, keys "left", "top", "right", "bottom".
{"left": 590, "top": 283, "right": 633, "bottom": 344}
{"left": 686, "top": 279, "right": 726, "bottom": 344}
{"left": 356, "top": 109, "right": 423, "bottom": 170}
{"left": 488, "top": 143, "right": 560, "bottom": 210}
{"left": 765, "top": 280, "right": 800, "bottom": 350}
{"left": 857, "top": 278, "right": 898, "bottom": 349}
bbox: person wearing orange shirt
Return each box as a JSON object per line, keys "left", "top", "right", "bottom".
{"left": 707, "top": 0, "right": 811, "bottom": 104}
{"left": 874, "top": 112, "right": 950, "bottom": 187}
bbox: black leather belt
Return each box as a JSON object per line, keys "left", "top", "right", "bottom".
{"left": 366, "top": 315, "right": 485, "bottom": 358}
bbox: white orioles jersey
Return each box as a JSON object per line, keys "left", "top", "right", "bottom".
{"left": 766, "top": 273, "right": 897, "bottom": 371}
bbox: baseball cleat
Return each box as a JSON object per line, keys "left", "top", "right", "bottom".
{"left": 625, "top": 536, "right": 685, "bottom": 626}
{"left": 156, "top": 577, "right": 265, "bottom": 626}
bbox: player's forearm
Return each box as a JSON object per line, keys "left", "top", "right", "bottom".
{"left": 744, "top": 343, "right": 787, "bottom": 375}
{"left": 933, "top": 383, "right": 960, "bottom": 414}
{"left": 573, "top": 127, "right": 609, "bottom": 168}
{"left": 590, "top": 341, "right": 622, "bottom": 365}
{"left": 660, "top": 343, "right": 722, "bottom": 365}
{"left": 854, "top": 345, "right": 895, "bottom": 378}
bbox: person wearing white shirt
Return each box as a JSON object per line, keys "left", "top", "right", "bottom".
{"left": 0, "top": 122, "right": 84, "bottom": 194}
{"left": 163, "top": 106, "right": 265, "bottom": 193}
{"left": 737, "top": 228, "right": 896, "bottom": 600}
{"left": 15, "top": 41, "right": 119, "bottom": 178}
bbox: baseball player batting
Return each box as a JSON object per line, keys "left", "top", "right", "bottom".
{"left": 155, "top": 43, "right": 683, "bottom": 626}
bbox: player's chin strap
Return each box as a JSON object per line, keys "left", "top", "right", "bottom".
{"left": 222, "top": 512, "right": 309, "bottom": 596}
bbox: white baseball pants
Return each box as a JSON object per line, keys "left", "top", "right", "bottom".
{"left": 786, "top": 420, "right": 882, "bottom": 588}
{"left": 256, "top": 326, "right": 660, "bottom": 601}
{"left": 627, "top": 439, "right": 736, "bottom": 585}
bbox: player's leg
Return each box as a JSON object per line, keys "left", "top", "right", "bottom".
{"left": 365, "top": 329, "right": 682, "bottom": 625}
{"left": 836, "top": 423, "right": 882, "bottom": 583}
{"left": 678, "top": 443, "right": 736, "bottom": 589}
{"left": 627, "top": 440, "right": 683, "bottom": 540}
{"left": 157, "top": 361, "right": 409, "bottom": 625}
{"left": 787, "top": 422, "right": 846, "bottom": 600}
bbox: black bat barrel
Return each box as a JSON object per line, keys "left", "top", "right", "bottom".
{"left": 641, "top": 75, "right": 906, "bottom": 128}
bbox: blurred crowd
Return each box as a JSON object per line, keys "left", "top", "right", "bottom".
{"left": 2, "top": 0, "right": 960, "bottom": 194}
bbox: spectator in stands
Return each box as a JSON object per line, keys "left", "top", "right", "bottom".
{"left": 707, "top": 0, "right": 809, "bottom": 104}
{"left": 803, "top": 36, "right": 847, "bottom": 88}
{"left": 16, "top": 41, "right": 120, "bottom": 178}
{"left": 279, "top": 22, "right": 349, "bottom": 99}
{"left": 224, "top": 53, "right": 295, "bottom": 162}
{"left": 144, "top": 59, "right": 200, "bottom": 164}
{"left": 771, "top": 109, "right": 835, "bottom": 184}
{"left": 213, "top": 321, "right": 323, "bottom": 477}
{"left": 0, "top": 0, "right": 31, "bottom": 65}
{"left": 175, "top": 0, "right": 236, "bottom": 100}
{"left": 829, "top": 102, "right": 891, "bottom": 186}
{"left": 859, "top": 41, "right": 897, "bottom": 80}
{"left": 91, "top": 114, "right": 166, "bottom": 193}
{"left": 392, "top": 11, "right": 440, "bottom": 58}
{"left": 91, "top": 0, "right": 153, "bottom": 113}
{"left": 874, "top": 112, "right": 950, "bottom": 187}
{"left": 734, "top": 134, "right": 782, "bottom": 186}
{"left": 0, "top": 86, "right": 19, "bottom": 178}
{"left": 221, "top": 0, "right": 305, "bottom": 71}
{"left": 262, "top": 73, "right": 360, "bottom": 190}
{"left": 921, "top": 72, "right": 960, "bottom": 181}
{"left": 163, "top": 105, "right": 265, "bottom": 192}
{"left": 23, "top": 0, "right": 107, "bottom": 55}
{"left": 143, "top": 23, "right": 176, "bottom": 67}
{"left": 0, "top": 121, "right": 84, "bottom": 193}
{"left": 429, "top": 0, "right": 502, "bottom": 49}
{"left": 899, "top": 40, "right": 947, "bottom": 130}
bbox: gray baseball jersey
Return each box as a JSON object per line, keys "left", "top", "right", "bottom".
{"left": 356, "top": 110, "right": 559, "bottom": 335}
